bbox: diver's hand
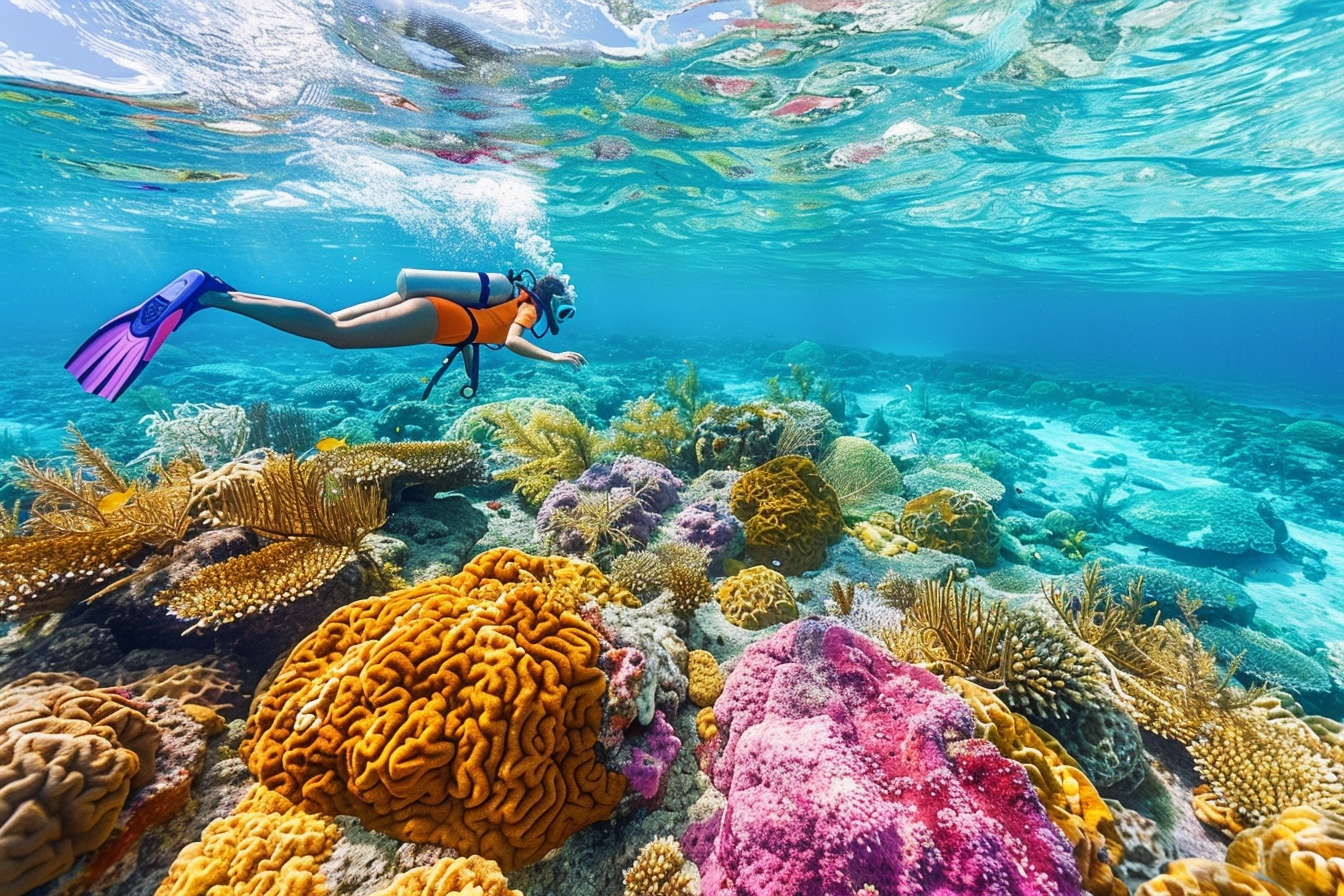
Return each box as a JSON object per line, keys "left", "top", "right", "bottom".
{"left": 552, "top": 351, "right": 587, "bottom": 369}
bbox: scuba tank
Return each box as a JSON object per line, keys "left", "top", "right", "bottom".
{"left": 396, "top": 269, "right": 516, "bottom": 307}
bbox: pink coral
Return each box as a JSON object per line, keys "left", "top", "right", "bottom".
{"left": 684, "top": 618, "right": 1086, "bottom": 896}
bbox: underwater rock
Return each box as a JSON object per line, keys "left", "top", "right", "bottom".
{"left": 0, "top": 621, "right": 122, "bottom": 682}
{"left": 600, "top": 596, "right": 690, "bottom": 733}
{"left": 383, "top": 492, "right": 488, "bottom": 575}
{"left": 1116, "top": 486, "right": 1281, "bottom": 556}
{"left": 685, "top": 618, "right": 1086, "bottom": 896}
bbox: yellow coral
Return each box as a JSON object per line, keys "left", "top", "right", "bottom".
{"left": 483, "top": 405, "right": 609, "bottom": 506}
{"left": 1136, "top": 859, "right": 1289, "bottom": 896}
{"left": 850, "top": 519, "right": 918, "bottom": 556}
{"left": 370, "top": 855, "right": 520, "bottom": 896}
{"left": 241, "top": 548, "right": 627, "bottom": 871}
{"left": 315, "top": 440, "right": 485, "bottom": 493}
{"left": 687, "top": 650, "right": 724, "bottom": 707}
{"left": 611, "top": 396, "right": 689, "bottom": 466}
{"left": 717, "top": 565, "right": 799, "bottom": 630}
{"left": 946, "top": 677, "right": 1126, "bottom": 896}
{"left": 610, "top": 551, "right": 669, "bottom": 601}
{"left": 696, "top": 706, "right": 718, "bottom": 741}
{"left": 154, "top": 785, "right": 339, "bottom": 896}
{"left": 899, "top": 488, "right": 1000, "bottom": 567}
{"left": 1225, "top": 806, "right": 1344, "bottom": 896}
{"left": 729, "top": 455, "right": 843, "bottom": 576}
{"left": 623, "top": 836, "right": 694, "bottom": 896}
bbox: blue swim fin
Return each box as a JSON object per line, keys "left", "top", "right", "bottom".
{"left": 66, "top": 269, "right": 234, "bottom": 402}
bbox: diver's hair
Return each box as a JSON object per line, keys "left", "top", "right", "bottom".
{"left": 534, "top": 275, "right": 569, "bottom": 303}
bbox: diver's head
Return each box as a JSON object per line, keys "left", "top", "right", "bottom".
{"left": 535, "top": 275, "right": 576, "bottom": 323}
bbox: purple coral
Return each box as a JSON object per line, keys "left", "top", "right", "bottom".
{"left": 670, "top": 498, "right": 743, "bottom": 573}
{"left": 684, "top": 618, "right": 1085, "bottom": 896}
{"left": 535, "top": 480, "right": 659, "bottom": 555}
{"left": 620, "top": 710, "right": 681, "bottom": 801}
{"left": 577, "top": 456, "right": 684, "bottom": 514}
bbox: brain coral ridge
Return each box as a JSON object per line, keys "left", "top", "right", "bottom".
{"left": 241, "top": 548, "right": 628, "bottom": 872}
{"left": 686, "top": 617, "right": 1087, "bottom": 896}
{"left": 0, "top": 674, "right": 161, "bottom": 896}
{"left": 728, "top": 455, "right": 843, "bottom": 576}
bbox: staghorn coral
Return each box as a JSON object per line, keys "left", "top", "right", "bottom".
{"left": 717, "top": 565, "right": 799, "bottom": 630}
{"left": 900, "top": 488, "right": 1001, "bottom": 567}
{"left": 154, "top": 784, "right": 339, "bottom": 896}
{"left": 624, "top": 836, "right": 694, "bottom": 896}
{"left": 370, "top": 855, "right": 521, "bottom": 896}
{"left": 729, "top": 455, "right": 844, "bottom": 575}
{"left": 241, "top": 548, "right": 629, "bottom": 871}
{"left": 134, "top": 402, "right": 251, "bottom": 467}
{"left": 817, "top": 436, "right": 904, "bottom": 521}
{"left": 1135, "top": 859, "right": 1288, "bottom": 896}
{"left": 1225, "top": 805, "right": 1344, "bottom": 896}
{"left": 611, "top": 396, "right": 690, "bottom": 466}
{"left": 685, "top": 618, "right": 1086, "bottom": 895}
{"left": 946, "top": 677, "right": 1126, "bottom": 896}
{"left": 0, "top": 674, "right": 160, "bottom": 895}
{"left": 611, "top": 551, "right": 669, "bottom": 601}
{"left": 687, "top": 650, "right": 725, "bottom": 707}
{"left": 313, "top": 440, "right": 485, "bottom": 497}
{"left": 483, "top": 404, "right": 609, "bottom": 505}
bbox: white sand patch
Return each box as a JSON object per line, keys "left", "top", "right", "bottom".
{"left": 1240, "top": 522, "right": 1344, "bottom": 641}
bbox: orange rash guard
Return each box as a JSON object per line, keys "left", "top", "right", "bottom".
{"left": 429, "top": 293, "right": 539, "bottom": 346}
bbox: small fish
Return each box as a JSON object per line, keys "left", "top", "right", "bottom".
{"left": 420, "top": 376, "right": 429, "bottom": 383}
{"left": 909, "top": 432, "right": 919, "bottom": 447}
{"left": 1015, "top": 486, "right": 1023, "bottom": 495}
{"left": 486, "top": 500, "right": 502, "bottom": 511}
{"left": 97, "top": 486, "right": 136, "bottom": 514}
{"left": 395, "top": 426, "right": 402, "bottom": 434}
{"left": 377, "top": 93, "right": 425, "bottom": 113}
{"left": 904, "top": 384, "right": 913, "bottom": 392}
{"left": 315, "top": 436, "right": 348, "bottom": 451}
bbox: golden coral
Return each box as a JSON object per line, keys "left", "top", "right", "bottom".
{"left": 687, "top": 650, "right": 724, "bottom": 708}
{"left": 717, "top": 565, "right": 799, "bottom": 630}
{"left": 899, "top": 487, "right": 1001, "bottom": 567}
{"left": 1135, "top": 859, "right": 1289, "bottom": 896}
{"left": 0, "top": 674, "right": 160, "bottom": 896}
{"left": 610, "top": 396, "right": 690, "bottom": 466}
{"left": 610, "top": 551, "right": 669, "bottom": 601}
{"left": 729, "top": 455, "right": 843, "bottom": 576}
{"left": 370, "top": 855, "right": 521, "bottom": 896}
{"left": 154, "top": 784, "right": 339, "bottom": 896}
{"left": 482, "top": 404, "right": 609, "bottom": 506}
{"left": 1225, "top": 806, "right": 1344, "bottom": 896}
{"left": 623, "top": 836, "right": 694, "bottom": 896}
{"left": 696, "top": 706, "right": 719, "bottom": 742}
{"left": 314, "top": 439, "right": 485, "bottom": 494}
{"left": 241, "top": 548, "right": 627, "bottom": 871}
{"left": 946, "top": 676, "right": 1126, "bottom": 896}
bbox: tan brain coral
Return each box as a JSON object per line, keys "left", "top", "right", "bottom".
{"left": 1225, "top": 805, "right": 1344, "bottom": 896}
{"left": 241, "top": 547, "right": 628, "bottom": 871}
{"left": 729, "top": 455, "right": 843, "bottom": 575}
{"left": 716, "top": 566, "right": 799, "bottom": 630}
{"left": 0, "top": 674, "right": 159, "bottom": 896}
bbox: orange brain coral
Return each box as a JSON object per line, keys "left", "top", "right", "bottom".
{"left": 729, "top": 455, "right": 844, "bottom": 576}
{"left": 241, "top": 548, "right": 627, "bottom": 871}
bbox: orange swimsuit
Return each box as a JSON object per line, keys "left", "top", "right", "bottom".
{"left": 428, "top": 293, "right": 539, "bottom": 346}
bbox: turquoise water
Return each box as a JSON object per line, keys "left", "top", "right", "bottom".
{"left": 4, "top": 1, "right": 1344, "bottom": 894}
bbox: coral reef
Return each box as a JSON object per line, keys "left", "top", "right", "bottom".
{"left": 899, "top": 487, "right": 1001, "bottom": 566}
{"left": 624, "top": 836, "right": 694, "bottom": 896}
{"left": 537, "top": 480, "right": 658, "bottom": 558}
{"left": 1282, "top": 420, "right": 1344, "bottom": 456}
{"left": 370, "top": 855, "right": 521, "bottom": 896}
{"left": 688, "top": 403, "right": 790, "bottom": 472}
{"left": 1197, "top": 624, "right": 1334, "bottom": 697}
{"left": 729, "top": 455, "right": 844, "bottom": 575}
{"left": 482, "top": 403, "right": 609, "bottom": 505}
{"left": 903, "top": 459, "right": 1007, "bottom": 504}
{"left": 135, "top": 402, "right": 250, "bottom": 467}
{"left": 577, "top": 456, "right": 684, "bottom": 514}
{"left": 1116, "top": 486, "right": 1280, "bottom": 555}
{"left": 242, "top": 548, "right": 628, "bottom": 871}
{"left": 686, "top": 650, "right": 724, "bottom": 707}
{"left": 1225, "top": 805, "right": 1344, "bottom": 895}
{"left": 315, "top": 440, "right": 486, "bottom": 497}
{"left": 816, "top": 435, "right": 904, "bottom": 521}
{"left": 716, "top": 565, "right": 799, "bottom": 630}
{"left": 610, "top": 550, "right": 669, "bottom": 601}
{"left": 1135, "top": 858, "right": 1287, "bottom": 896}
{"left": 686, "top": 618, "right": 1086, "bottom": 895}
{"left": 610, "top": 396, "right": 690, "bottom": 466}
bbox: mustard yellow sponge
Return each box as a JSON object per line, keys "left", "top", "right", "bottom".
{"left": 687, "top": 650, "right": 724, "bottom": 707}
{"left": 729, "top": 456, "right": 843, "bottom": 576}
{"left": 716, "top": 565, "right": 799, "bottom": 630}
{"left": 370, "top": 855, "right": 521, "bottom": 896}
{"left": 154, "top": 785, "right": 339, "bottom": 896}
{"left": 241, "top": 548, "right": 627, "bottom": 871}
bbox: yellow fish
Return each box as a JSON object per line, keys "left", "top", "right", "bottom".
{"left": 97, "top": 486, "right": 135, "bottom": 514}
{"left": 315, "top": 436, "right": 348, "bottom": 451}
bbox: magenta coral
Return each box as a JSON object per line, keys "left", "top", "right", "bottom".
{"left": 670, "top": 498, "right": 743, "bottom": 573}
{"left": 684, "top": 618, "right": 1086, "bottom": 896}
{"left": 620, "top": 710, "right": 681, "bottom": 801}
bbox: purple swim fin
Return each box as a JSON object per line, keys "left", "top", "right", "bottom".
{"left": 65, "top": 269, "right": 234, "bottom": 402}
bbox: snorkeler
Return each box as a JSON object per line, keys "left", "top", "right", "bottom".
{"left": 65, "top": 267, "right": 584, "bottom": 402}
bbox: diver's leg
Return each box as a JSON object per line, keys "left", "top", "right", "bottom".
{"left": 200, "top": 290, "right": 438, "bottom": 348}
{"left": 332, "top": 292, "right": 405, "bottom": 322}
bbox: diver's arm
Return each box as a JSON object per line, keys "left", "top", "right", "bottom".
{"left": 504, "top": 324, "right": 587, "bottom": 368}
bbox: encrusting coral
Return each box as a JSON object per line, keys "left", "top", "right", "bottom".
{"left": 241, "top": 548, "right": 629, "bottom": 871}
{"left": 154, "top": 784, "right": 339, "bottom": 896}
{"left": 370, "top": 855, "right": 521, "bottom": 896}
{"left": 716, "top": 565, "right": 799, "bottom": 630}
{"left": 0, "top": 674, "right": 161, "bottom": 896}
{"left": 729, "top": 455, "right": 844, "bottom": 575}
{"left": 899, "top": 487, "right": 1001, "bottom": 566}
{"left": 623, "top": 836, "right": 694, "bottom": 896}
{"left": 945, "top": 676, "right": 1127, "bottom": 896}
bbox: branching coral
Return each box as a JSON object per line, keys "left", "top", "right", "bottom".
{"left": 607, "top": 542, "right": 713, "bottom": 616}
{"left": 730, "top": 455, "right": 844, "bottom": 575}
{"left": 241, "top": 548, "right": 628, "bottom": 871}
{"left": 664, "top": 360, "right": 715, "bottom": 428}
{"left": 717, "top": 566, "right": 799, "bottom": 630}
{"left": 610, "top": 551, "right": 669, "bottom": 601}
{"left": 612, "top": 396, "right": 690, "bottom": 465}
{"left": 134, "top": 402, "right": 250, "bottom": 467}
{"left": 624, "top": 837, "right": 694, "bottom": 896}
{"left": 483, "top": 404, "right": 609, "bottom": 505}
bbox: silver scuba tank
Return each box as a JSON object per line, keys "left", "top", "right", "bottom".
{"left": 396, "top": 269, "right": 516, "bottom": 306}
